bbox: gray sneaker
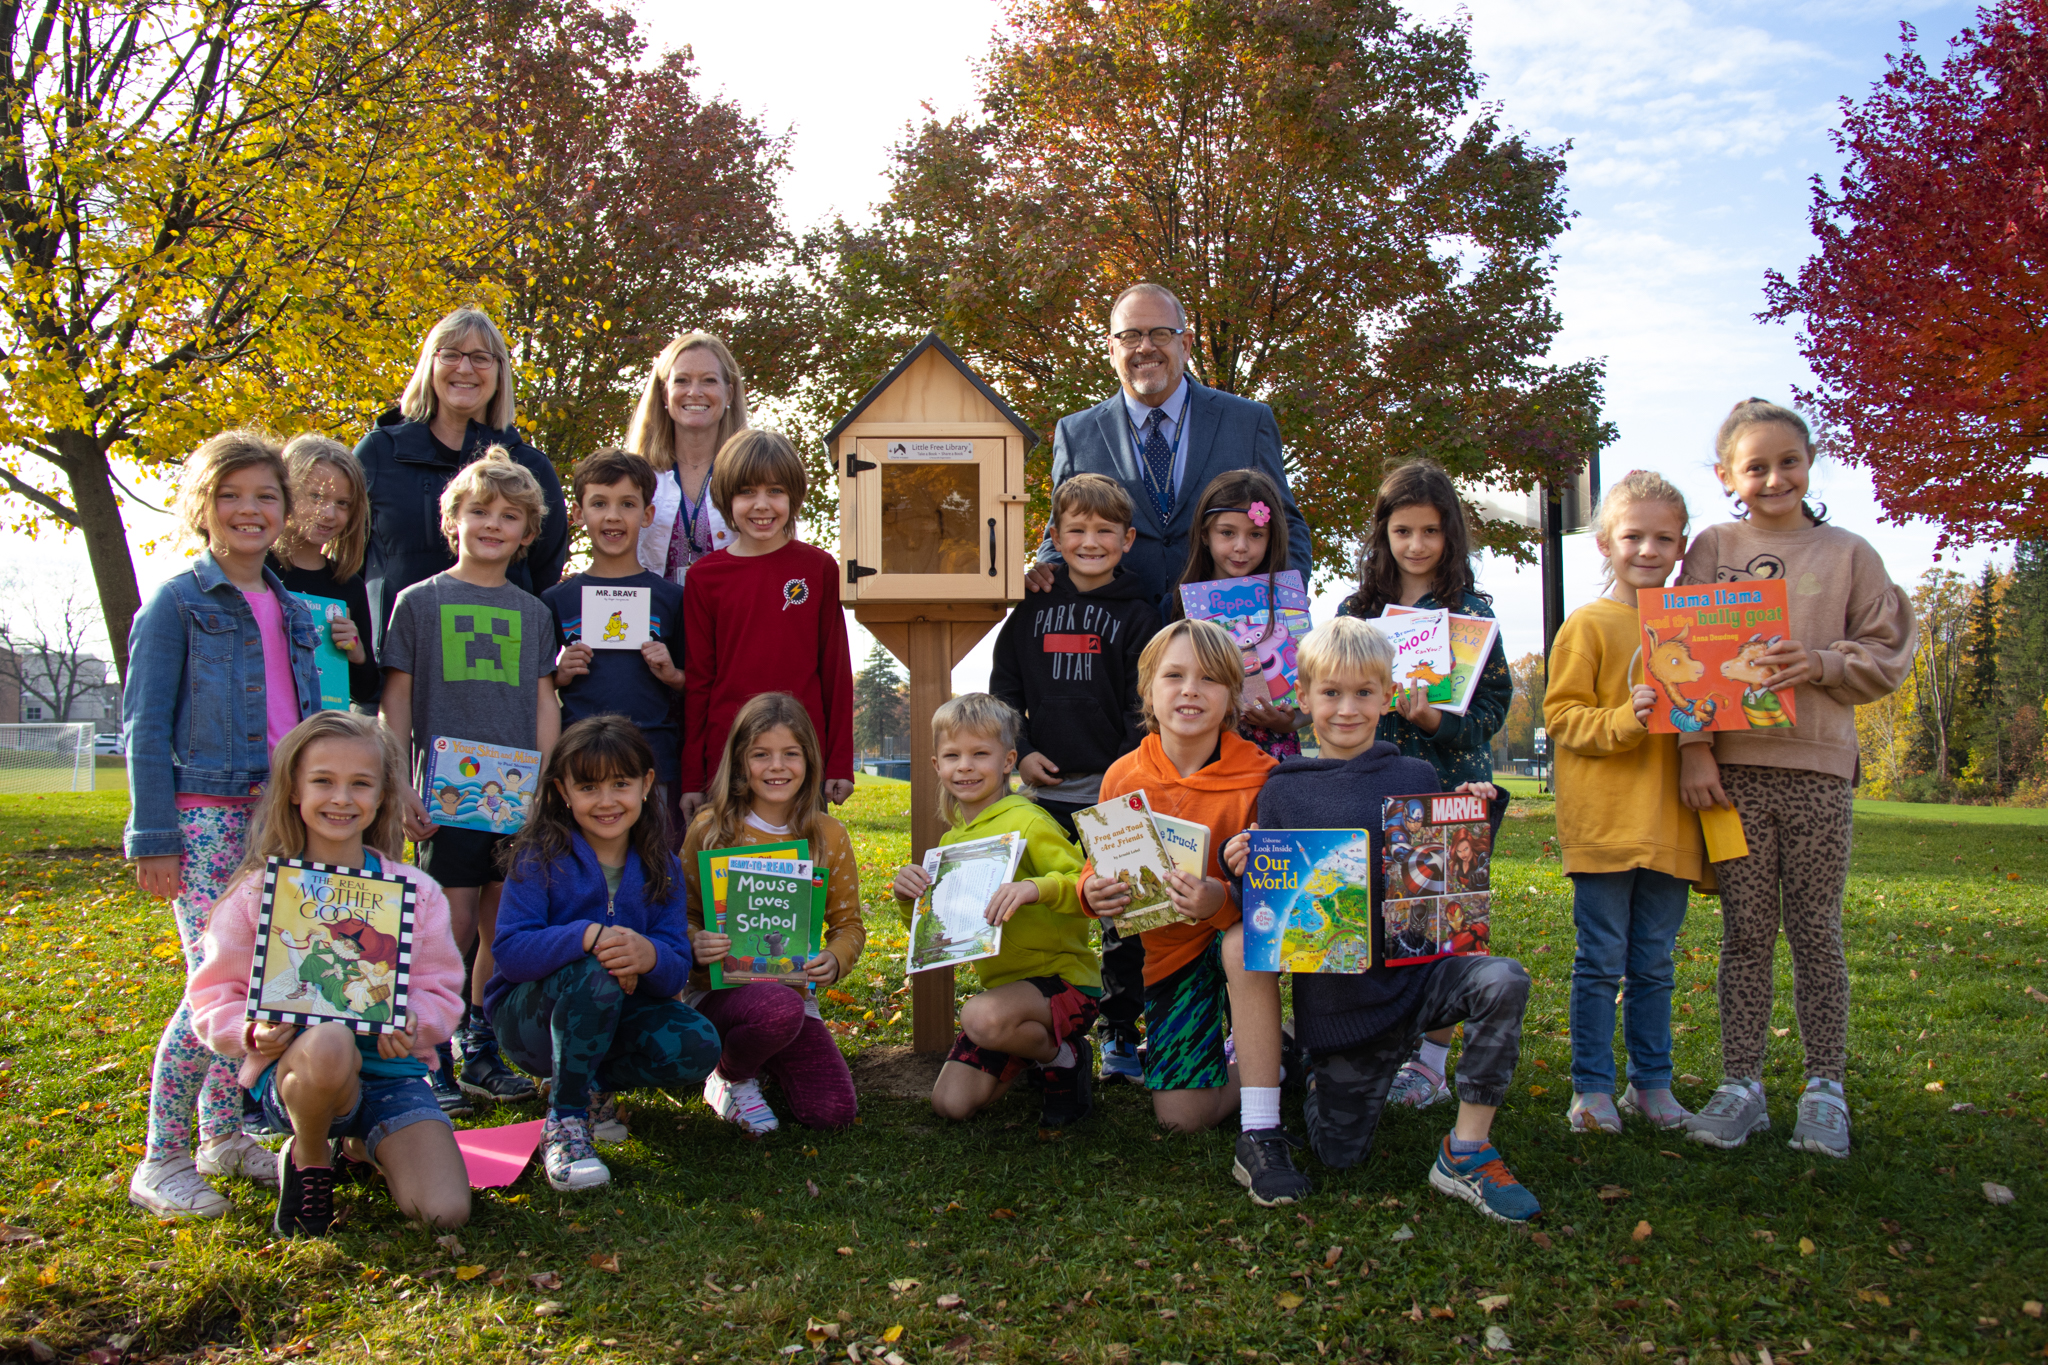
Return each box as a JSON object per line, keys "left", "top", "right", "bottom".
{"left": 1387, "top": 1058, "right": 1450, "bottom": 1109}
{"left": 1619, "top": 1084, "right": 1690, "bottom": 1131}
{"left": 1684, "top": 1080, "right": 1769, "bottom": 1149}
{"left": 1788, "top": 1083, "right": 1850, "bottom": 1159}
{"left": 542, "top": 1115, "right": 610, "bottom": 1192}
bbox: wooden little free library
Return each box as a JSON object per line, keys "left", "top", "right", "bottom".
{"left": 828, "top": 333, "right": 1040, "bottom": 1053}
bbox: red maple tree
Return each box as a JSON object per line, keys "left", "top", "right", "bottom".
{"left": 1764, "top": 2, "right": 2048, "bottom": 548}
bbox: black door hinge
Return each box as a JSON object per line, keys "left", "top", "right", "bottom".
{"left": 847, "top": 559, "right": 878, "bottom": 584}
{"left": 844, "top": 449, "right": 876, "bottom": 476}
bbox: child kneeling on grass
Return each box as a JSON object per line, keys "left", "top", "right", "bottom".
{"left": 187, "top": 712, "right": 470, "bottom": 1236}
{"left": 1083, "top": 619, "right": 1299, "bottom": 1205}
{"left": 893, "top": 694, "right": 1098, "bottom": 1130}
{"left": 486, "top": 716, "right": 720, "bottom": 1192}
{"left": 1226, "top": 617, "right": 1539, "bottom": 1223}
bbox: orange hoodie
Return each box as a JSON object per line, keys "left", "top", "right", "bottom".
{"left": 1095, "top": 732, "right": 1277, "bottom": 985}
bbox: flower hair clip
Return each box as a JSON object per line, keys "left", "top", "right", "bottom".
{"left": 1247, "top": 501, "right": 1271, "bottom": 527}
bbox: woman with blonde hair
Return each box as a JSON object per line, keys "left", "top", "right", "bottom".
{"left": 353, "top": 306, "right": 570, "bottom": 655}
{"left": 623, "top": 331, "right": 748, "bottom": 585}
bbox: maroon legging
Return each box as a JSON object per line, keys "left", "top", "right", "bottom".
{"left": 694, "top": 983, "right": 858, "bottom": 1129}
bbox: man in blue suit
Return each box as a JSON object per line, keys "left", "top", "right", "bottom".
{"left": 1028, "top": 282, "right": 1311, "bottom": 608}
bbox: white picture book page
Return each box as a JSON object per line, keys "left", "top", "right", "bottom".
{"left": 1364, "top": 609, "right": 1453, "bottom": 687}
{"left": 584, "top": 584, "right": 651, "bottom": 650}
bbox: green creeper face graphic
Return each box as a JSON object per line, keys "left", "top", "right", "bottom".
{"left": 440, "top": 605, "right": 522, "bottom": 683}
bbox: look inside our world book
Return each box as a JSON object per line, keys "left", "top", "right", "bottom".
{"left": 417, "top": 737, "right": 542, "bottom": 834}
{"left": 1240, "top": 829, "right": 1375, "bottom": 974}
{"left": 1072, "top": 791, "right": 1181, "bottom": 934}
{"left": 247, "top": 858, "right": 416, "bottom": 1033}
{"left": 1380, "top": 791, "right": 1493, "bottom": 966}
{"left": 1176, "top": 570, "right": 1313, "bottom": 711}
{"left": 905, "top": 831, "right": 1024, "bottom": 975}
{"left": 1636, "top": 580, "right": 1798, "bottom": 734}
{"left": 704, "top": 853, "right": 826, "bottom": 988}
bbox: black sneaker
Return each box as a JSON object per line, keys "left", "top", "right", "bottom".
{"left": 274, "top": 1153, "right": 337, "bottom": 1237}
{"left": 430, "top": 1058, "right": 473, "bottom": 1119}
{"left": 1040, "top": 1038, "right": 1094, "bottom": 1130}
{"left": 1233, "top": 1128, "right": 1312, "bottom": 1208}
{"left": 458, "top": 1044, "right": 537, "bottom": 1105}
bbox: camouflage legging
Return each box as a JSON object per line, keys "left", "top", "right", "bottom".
{"left": 492, "top": 954, "right": 720, "bottom": 1113}
{"left": 1302, "top": 954, "right": 1530, "bottom": 1170}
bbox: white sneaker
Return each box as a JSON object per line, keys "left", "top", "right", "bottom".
{"left": 197, "top": 1132, "right": 280, "bottom": 1187}
{"left": 704, "top": 1071, "right": 780, "bottom": 1135}
{"left": 587, "top": 1092, "right": 629, "bottom": 1145}
{"left": 129, "top": 1154, "right": 232, "bottom": 1219}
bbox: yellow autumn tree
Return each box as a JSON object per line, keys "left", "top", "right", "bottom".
{"left": 0, "top": 0, "right": 504, "bottom": 677}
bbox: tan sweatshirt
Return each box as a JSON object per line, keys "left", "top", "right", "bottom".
{"left": 1544, "top": 596, "right": 1704, "bottom": 882}
{"left": 1674, "top": 521, "right": 1917, "bottom": 781}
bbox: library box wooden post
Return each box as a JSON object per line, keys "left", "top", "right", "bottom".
{"left": 827, "top": 333, "right": 1039, "bottom": 1053}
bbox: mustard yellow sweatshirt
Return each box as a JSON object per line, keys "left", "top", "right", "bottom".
{"left": 1544, "top": 596, "right": 1705, "bottom": 882}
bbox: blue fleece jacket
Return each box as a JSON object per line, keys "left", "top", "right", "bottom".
{"left": 483, "top": 832, "right": 694, "bottom": 1021}
{"left": 1256, "top": 741, "right": 1446, "bottom": 1057}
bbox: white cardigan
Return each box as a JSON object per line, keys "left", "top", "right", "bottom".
{"left": 639, "top": 465, "right": 733, "bottom": 586}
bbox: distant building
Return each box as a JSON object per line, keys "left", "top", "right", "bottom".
{"left": 0, "top": 649, "right": 121, "bottom": 731}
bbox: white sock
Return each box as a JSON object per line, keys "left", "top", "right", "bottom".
{"left": 1241, "top": 1086, "right": 1281, "bottom": 1133}
{"left": 1048, "top": 1042, "right": 1076, "bottom": 1070}
{"left": 1418, "top": 1038, "right": 1451, "bottom": 1075}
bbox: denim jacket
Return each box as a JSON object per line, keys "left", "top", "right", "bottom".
{"left": 123, "top": 552, "right": 322, "bottom": 858}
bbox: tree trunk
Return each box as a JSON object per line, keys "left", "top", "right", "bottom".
{"left": 51, "top": 429, "right": 143, "bottom": 684}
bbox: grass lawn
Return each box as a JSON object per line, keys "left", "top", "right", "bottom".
{"left": 1, "top": 786, "right": 2045, "bottom": 1364}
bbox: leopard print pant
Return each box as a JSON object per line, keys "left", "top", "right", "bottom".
{"left": 1710, "top": 764, "right": 1854, "bottom": 1083}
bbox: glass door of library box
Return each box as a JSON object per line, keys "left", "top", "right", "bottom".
{"left": 846, "top": 437, "right": 1020, "bottom": 602}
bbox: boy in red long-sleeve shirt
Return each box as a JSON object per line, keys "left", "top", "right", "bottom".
{"left": 680, "top": 430, "right": 855, "bottom": 823}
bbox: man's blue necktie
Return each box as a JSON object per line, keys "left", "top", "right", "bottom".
{"left": 1140, "top": 407, "right": 1174, "bottom": 519}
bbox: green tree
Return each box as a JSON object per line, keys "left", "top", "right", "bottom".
{"left": 0, "top": 0, "right": 495, "bottom": 678}
{"left": 1500, "top": 651, "right": 1546, "bottom": 763}
{"left": 1907, "top": 568, "right": 1973, "bottom": 788}
{"left": 796, "top": 0, "right": 1613, "bottom": 559}
{"left": 853, "top": 643, "right": 908, "bottom": 755}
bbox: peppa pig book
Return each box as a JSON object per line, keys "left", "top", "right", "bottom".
{"left": 1177, "top": 571, "right": 1314, "bottom": 712}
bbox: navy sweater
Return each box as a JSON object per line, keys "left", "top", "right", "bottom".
{"left": 1257, "top": 742, "right": 1445, "bottom": 1056}
{"left": 483, "top": 832, "right": 695, "bottom": 1021}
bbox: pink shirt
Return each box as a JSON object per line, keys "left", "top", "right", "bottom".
{"left": 174, "top": 588, "right": 298, "bottom": 811}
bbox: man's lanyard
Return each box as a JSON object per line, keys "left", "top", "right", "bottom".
{"left": 1130, "top": 403, "right": 1188, "bottom": 508}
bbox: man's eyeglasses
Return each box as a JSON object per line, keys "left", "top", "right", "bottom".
{"left": 1108, "top": 327, "right": 1185, "bottom": 349}
{"left": 434, "top": 348, "right": 498, "bottom": 371}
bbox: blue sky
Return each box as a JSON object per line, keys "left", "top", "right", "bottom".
{"left": 8, "top": 1, "right": 1996, "bottom": 679}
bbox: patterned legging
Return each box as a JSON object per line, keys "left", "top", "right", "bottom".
{"left": 146, "top": 804, "right": 252, "bottom": 1162}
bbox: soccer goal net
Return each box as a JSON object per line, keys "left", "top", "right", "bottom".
{"left": 0, "top": 723, "right": 96, "bottom": 794}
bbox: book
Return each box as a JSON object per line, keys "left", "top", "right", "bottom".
{"left": 246, "top": 858, "right": 416, "bottom": 1034}
{"left": 695, "top": 840, "right": 811, "bottom": 988}
{"left": 1240, "top": 829, "right": 1376, "bottom": 973}
{"left": 1636, "top": 581, "right": 1799, "bottom": 734}
{"left": 1152, "top": 813, "right": 1210, "bottom": 881}
{"left": 418, "top": 737, "right": 542, "bottom": 834}
{"left": 905, "top": 831, "right": 1025, "bottom": 975}
{"left": 711, "top": 854, "right": 826, "bottom": 987}
{"left": 1380, "top": 791, "right": 1494, "bottom": 966}
{"left": 582, "top": 583, "right": 651, "bottom": 650}
{"left": 291, "top": 592, "right": 353, "bottom": 712}
{"left": 1072, "top": 791, "right": 1182, "bottom": 934}
{"left": 1362, "top": 609, "right": 1455, "bottom": 697}
{"left": 1177, "top": 571, "right": 1314, "bottom": 711}
{"left": 1381, "top": 605, "right": 1501, "bottom": 716}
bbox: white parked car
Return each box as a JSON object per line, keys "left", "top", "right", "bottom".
{"left": 94, "top": 733, "right": 125, "bottom": 756}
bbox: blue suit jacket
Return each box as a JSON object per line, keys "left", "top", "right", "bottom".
{"left": 1036, "top": 380, "right": 1312, "bottom": 611}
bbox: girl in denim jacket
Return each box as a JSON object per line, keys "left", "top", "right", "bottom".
{"left": 123, "top": 431, "right": 321, "bottom": 1220}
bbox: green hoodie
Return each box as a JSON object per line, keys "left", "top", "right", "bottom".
{"left": 942, "top": 794, "right": 1099, "bottom": 991}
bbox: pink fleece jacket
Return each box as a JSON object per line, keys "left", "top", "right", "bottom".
{"left": 186, "top": 853, "right": 467, "bottom": 1088}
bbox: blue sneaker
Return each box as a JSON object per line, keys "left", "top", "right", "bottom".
{"left": 1428, "top": 1136, "right": 1541, "bottom": 1224}
{"left": 1100, "top": 1037, "right": 1143, "bottom": 1085}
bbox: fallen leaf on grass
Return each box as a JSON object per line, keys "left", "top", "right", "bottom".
{"left": 36, "top": 1264, "right": 57, "bottom": 1286}
{"left": 2027, "top": 985, "right": 2048, "bottom": 1004}
{"left": 1879, "top": 1218, "right": 1901, "bottom": 1234}
{"left": 1633, "top": 1221, "right": 1653, "bottom": 1242}
{"left": 0, "top": 1225, "right": 44, "bottom": 1246}
{"left": 936, "top": 1293, "right": 963, "bottom": 1310}
{"left": 882, "top": 1325, "right": 904, "bottom": 1342}
{"left": 1478, "top": 1294, "right": 1512, "bottom": 1313}
{"left": 2022, "top": 1300, "right": 2042, "bottom": 1318}
{"left": 1484, "top": 1326, "right": 1512, "bottom": 1352}
{"left": 1798, "top": 1237, "right": 1816, "bottom": 1256}
{"left": 1405, "top": 1301, "right": 1424, "bottom": 1323}
{"left": 806, "top": 1180, "right": 821, "bottom": 1198}
{"left": 1983, "top": 1182, "right": 2016, "bottom": 1206}
{"left": 1679, "top": 1074, "right": 1703, "bottom": 1086}
{"left": 1390, "top": 1226, "right": 1415, "bottom": 1242}
{"left": 1856, "top": 1289, "right": 1891, "bottom": 1307}
{"left": 1910, "top": 969, "right": 1919, "bottom": 980}
{"left": 989, "top": 1208, "right": 1016, "bottom": 1219}
{"left": 435, "top": 1233, "right": 464, "bottom": 1256}
{"left": 1752, "top": 1230, "right": 1776, "bottom": 1243}
{"left": 888, "top": 1278, "right": 920, "bottom": 1294}
{"left": 1925, "top": 1081, "right": 1945, "bottom": 1092}
{"left": 1276, "top": 1292, "right": 1305, "bottom": 1312}
{"left": 1529, "top": 1231, "right": 1554, "bottom": 1250}
{"left": 454, "top": 1265, "right": 487, "bottom": 1281}
{"left": 529, "top": 1271, "right": 562, "bottom": 1291}
{"left": 1659, "top": 1149, "right": 1684, "bottom": 1160}
{"left": 587, "top": 1252, "right": 621, "bottom": 1273}
{"left": 1429, "top": 1304, "right": 1455, "bottom": 1320}
{"left": 805, "top": 1319, "right": 842, "bottom": 1343}
{"left": 1596, "top": 1185, "right": 1631, "bottom": 1204}
{"left": 1772, "top": 1027, "right": 1790, "bottom": 1037}
{"left": 120, "top": 1143, "right": 144, "bottom": 1156}
{"left": 1323, "top": 1246, "right": 1343, "bottom": 1267}
{"left": 534, "top": 1301, "right": 565, "bottom": 1318}
{"left": 836, "top": 1247, "right": 854, "bottom": 1256}
{"left": 1527, "top": 1085, "right": 1548, "bottom": 1097}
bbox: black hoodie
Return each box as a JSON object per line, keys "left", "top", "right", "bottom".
{"left": 990, "top": 564, "right": 1162, "bottom": 799}
{"left": 1257, "top": 742, "right": 1447, "bottom": 1056}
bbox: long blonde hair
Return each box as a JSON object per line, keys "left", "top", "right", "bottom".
{"left": 273, "top": 434, "right": 370, "bottom": 579}
{"left": 399, "top": 307, "right": 517, "bottom": 431}
{"left": 231, "top": 713, "right": 409, "bottom": 890}
{"left": 694, "top": 693, "right": 826, "bottom": 853}
{"left": 625, "top": 333, "right": 749, "bottom": 473}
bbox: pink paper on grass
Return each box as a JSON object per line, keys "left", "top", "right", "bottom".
{"left": 454, "top": 1118, "right": 546, "bottom": 1188}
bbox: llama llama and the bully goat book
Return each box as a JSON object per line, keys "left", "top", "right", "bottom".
{"left": 1636, "top": 581, "right": 1798, "bottom": 734}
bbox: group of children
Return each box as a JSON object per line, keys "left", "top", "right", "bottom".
{"left": 122, "top": 393, "right": 1912, "bottom": 1238}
